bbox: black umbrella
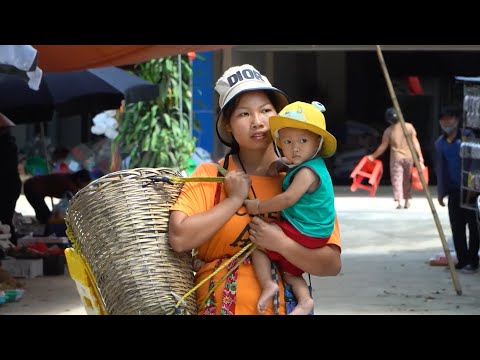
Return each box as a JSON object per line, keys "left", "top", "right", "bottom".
{"left": 0, "top": 66, "right": 159, "bottom": 124}
{"left": 0, "top": 45, "right": 43, "bottom": 90}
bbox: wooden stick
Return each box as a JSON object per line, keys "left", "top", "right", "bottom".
{"left": 376, "top": 45, "right": 462, "bottom": 295}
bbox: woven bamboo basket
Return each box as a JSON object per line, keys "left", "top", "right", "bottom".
{"left": 65, "top": 168, "right": 197, "bottom": 315}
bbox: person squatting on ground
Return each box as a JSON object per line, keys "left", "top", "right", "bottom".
{"left": 435, "top": 105, "right": 479, "bottom": 273}
{"left": 0, "top": 113, "right": 22, "bottom": 244}
{"left": 367, "top": 107, "right": 425, "bottom": 209}
{"left": 168, "top": 64, "right": 342, "bottom": 315}
{"left": 243, "top": 101, "right": 337, "bottom": 315}
{"left": 23, "top": 170, "right": 92, "bottom": 224}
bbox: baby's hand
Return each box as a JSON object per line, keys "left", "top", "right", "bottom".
{"left": 244, "top": 199, "right": 261, "bottom": 215}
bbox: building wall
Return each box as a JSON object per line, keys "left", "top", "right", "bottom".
{"left": 211, "top": 50, "right": 349, "bottom": 160}
{"left": 192, "top": 51, "right": 215, "bottom": 155}
{"left": 209, "top": 48, "right": 480, "bottom": 184}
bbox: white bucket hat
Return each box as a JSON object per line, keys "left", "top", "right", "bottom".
{"left": 214, "top": 64, "right": 289, "bottom": 147}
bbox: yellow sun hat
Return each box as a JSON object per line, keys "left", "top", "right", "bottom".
{"left": 269, "top": 101, "right": 337, "bottom": 158}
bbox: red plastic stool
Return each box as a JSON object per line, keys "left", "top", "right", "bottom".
{"left": 349, "top": 156, "right": 383, "bottom": 196}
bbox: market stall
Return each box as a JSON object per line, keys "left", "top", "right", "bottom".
{"left": 455, "top": 76, "right": 480, "bottom": 211}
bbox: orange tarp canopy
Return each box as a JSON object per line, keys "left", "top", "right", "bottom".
{"left": 33, "top": 45, "right": 231, "bottom": 72}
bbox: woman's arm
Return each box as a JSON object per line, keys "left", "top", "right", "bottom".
{"left": 169, "top": 170, "right": 251, "bottom": 253}
{"left": 411, "top": 126, "right": 424, "bottom": 166}
{"left": 367, "top": 128, "right": 390, "bottom": 161}
{"left": 248, "top": 216, "right": 341, "bottom": 276}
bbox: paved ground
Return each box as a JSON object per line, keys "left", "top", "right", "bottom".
{"left": 1, "top": 186, "right": 480, "bottom": 315}
{"left": 314, "top": 186, "right": 480, "bottom": 314}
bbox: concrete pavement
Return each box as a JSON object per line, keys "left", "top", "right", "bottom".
{"left": 314, "top": 186, "right": 480, "bottom": 314}
{"left": 2, "top": 186, "right": 480, "bottom": 315}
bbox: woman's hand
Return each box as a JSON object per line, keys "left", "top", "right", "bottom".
{"left": 224, "top": 170, "right": 251, "bottom": 204}
{"left": 418, "top": 158, "right": 425, "bottom": 169}
{"left": 169, "top": 171, "right": 251, "bottom": 253}
{"left": 248, "top": 216, "right": 285, "bottom": 252}
{"left": 249, "top": 216, "right": 342, "bottom": 276}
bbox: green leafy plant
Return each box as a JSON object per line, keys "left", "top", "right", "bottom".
{"left": 115, "top": 56, "right": 196, "bottom": 170}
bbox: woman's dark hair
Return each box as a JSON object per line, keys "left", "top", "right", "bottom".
{"left": 221, "top": 90, "right": 282, "bottom": 155}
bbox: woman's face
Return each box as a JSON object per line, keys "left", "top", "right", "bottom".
{"left": 226, "top": 90, "right": 277, "bottom": 150}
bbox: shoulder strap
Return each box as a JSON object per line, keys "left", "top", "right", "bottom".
{"left": 214, "top": 153, "right": 230, "bottom": 205}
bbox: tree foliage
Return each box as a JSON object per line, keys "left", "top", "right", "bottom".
{"left": 115, "top": 56, "right": 196, "bottom": 170}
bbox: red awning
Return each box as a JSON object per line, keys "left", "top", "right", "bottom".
{"left": 33, "top": 45, "right": 232, "bottom": 72}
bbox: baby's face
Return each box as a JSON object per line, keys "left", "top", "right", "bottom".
{"left": 278, "top": 128, "right": 321, "bottom": 165}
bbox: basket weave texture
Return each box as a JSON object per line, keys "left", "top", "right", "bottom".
{"left": 65, "top": 168, "right": 197, "bottom": 315}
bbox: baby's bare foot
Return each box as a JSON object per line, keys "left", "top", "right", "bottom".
{"left": 257, "top": 282, "right": 279, "bottom": 314}
{"left": 289, "top": 298, "right": 314, "bottom": 315}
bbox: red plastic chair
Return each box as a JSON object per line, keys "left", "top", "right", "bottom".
{"left": 349, "top": 156, "right": 383, "bottom": 196}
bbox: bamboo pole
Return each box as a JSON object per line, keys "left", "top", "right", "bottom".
{"left": 376, "top": 45, "right": 462, "bottom": 295}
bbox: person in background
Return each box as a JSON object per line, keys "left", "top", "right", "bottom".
{"left": 435, "top": 105, "right": 479, "bottom": 273}
{"left": 23, "top": 169, "right": 91, "bottom": 224}
{"left": 367, "top": 107, "right": 425, "bottom": 209}
{"left": 168, "top": 64, "right": 342, "bottom": 315}
{"left": 0, "top": 113, "right": 22, "bottom": 244}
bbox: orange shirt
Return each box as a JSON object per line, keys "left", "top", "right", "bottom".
{"left": 170, "top": 157, "right": 341, "bottom": 315}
